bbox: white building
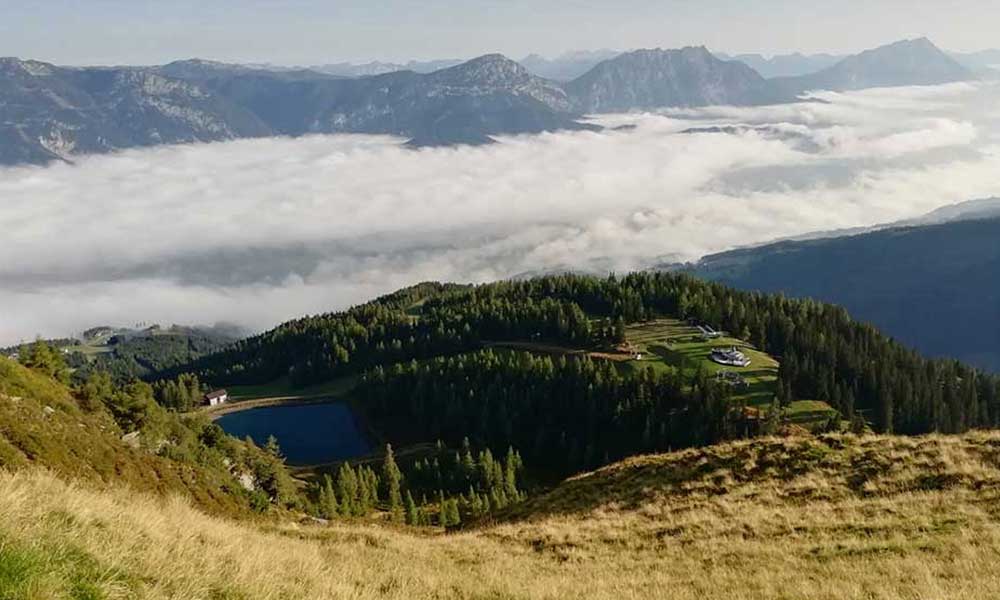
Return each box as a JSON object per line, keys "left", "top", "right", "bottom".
{"left": 205, "top": 389, "right": 229, "bottom": 407}
{"left": 697, "top": 324, "right": 723, "bottom": 339}
{"left": 710, "top": 347, "right": 751, "bottom": 368}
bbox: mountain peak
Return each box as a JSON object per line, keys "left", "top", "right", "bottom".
{"left": 771, "top": 37, "right": 974, "bottom": 95}
{"left": 159, "top": 58, "right": 250, "bottom": 78}
{"left": 567, "top": 45, "right": 774, "bottom": 112}
{"left": 0, "top": 57, "right": 57, "bottom": 77}
{"left": 870, "top": 37, "right": 946, "bottom": 55}
{"left": 426, "top": 53, "right": 573, "bottom": 111}
{"left": 459, "top": 53, "right": 526, "bottom": 71}
{"left": 901, "top": 36, "right": 935, "bottom": 48}
{"left": 623, "top": 46, "right": 712, "bottom": 58}
{"left": 433, "top": 53, "right": 542, "bottom": 87}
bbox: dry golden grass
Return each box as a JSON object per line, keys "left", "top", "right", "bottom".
{"left": 4, "top": 432, "right": 1000, "bottom": 599}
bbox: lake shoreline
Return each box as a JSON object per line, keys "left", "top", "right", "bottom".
{"left": 215, "top": 400, "right": 373, "bottom": 466}
{"left": 204, "top": 395, "right": 343, "bottom": 420}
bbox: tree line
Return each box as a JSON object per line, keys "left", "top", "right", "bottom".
{"left": 358, "top": 349, "right": 737, "bottom": 474}
{"left": 311, "top": 438, "right": 527, "bottom": 527}
{"left": 165, "top": 273, "right": 1000, "bottom": 439}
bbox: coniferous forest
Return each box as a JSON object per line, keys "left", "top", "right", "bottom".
{"left": 311, "top": 439, "right": 526, "bottom": 526}
{"left": 359, "top": 350, "right": 732, "bottom": 474}
{"left": 165, "top": 273, "right": 1000, "bottom": 466}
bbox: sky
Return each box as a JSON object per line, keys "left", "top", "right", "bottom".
{"left": 1, "top": 0, "right": 999, "bottom": 65}
{"left": 1, "top": 81, "right": 999, "bottom": 344}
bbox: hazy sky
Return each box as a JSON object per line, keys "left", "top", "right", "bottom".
{"left": 1, "top": 0, "right": 998, "bottom": 66}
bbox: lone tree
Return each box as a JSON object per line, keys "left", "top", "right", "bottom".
{"left": 382, "top": 444, "right": 404, "bottom": 522}
{"left": 404, "top": 490, "right": 418, "bottom": 526}
{"left": 317, "top": 475, "right": 339, "bottom": 519}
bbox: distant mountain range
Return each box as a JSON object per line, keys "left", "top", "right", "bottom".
{"left": 771, "top": 38, "right": 973, "bottom": 95}
{"left": 715, "top": 52, "right": 847, "bottom": 78}
{"left": 519, "top": 50, "right": 623, "bottom": 81}
{"left": 685, "top": 201, "right": 1000, "bottom": 373}
{"left": 0, "top": 38, "right": 981, "bottom": 165}
{"left": 951, "top": 49, "right": 1000, "bottom": 71}
{"left": 308, "top": 59, "right": 465, "bottom": 77}
{"left": 0, "top": 58, "right": 271, "bottom": 165}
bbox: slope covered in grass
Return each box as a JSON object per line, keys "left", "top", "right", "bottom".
{"left": 0, "top": 357, "right": 263, "bottom": 517}
{"left": 3, "top": 433, "right": 1000, "bottom": 599}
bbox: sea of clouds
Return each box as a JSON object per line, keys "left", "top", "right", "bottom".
{"left": 1, "top": 81, "right": 999, "bottom": 344}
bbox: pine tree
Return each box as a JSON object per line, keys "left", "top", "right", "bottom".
{"left": 264, "top": 435, "right": 283, "bottom": 459}
{"left": 383, "top": 444, "right": 404, "bottom": 522}
{"left": 404, "top": 491, "right": 418, "bottom": 526}
{"left": 337, "top": 463, "right": 358, "bottom": 517}
{"left": 357, "top": 467, "right": 373, "bottom": 512}
{"left": 437, "top": 490, "right": 448, "bottom": 527}
{"left": 317, "top": 475, "right": 339, "bottom": 519}
{"left": 445, "top": 499, "right": 462, "bottom": 527}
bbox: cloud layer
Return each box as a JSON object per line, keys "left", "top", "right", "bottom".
{"left": 2, "top": 82, "right": 999, "bottom": 344}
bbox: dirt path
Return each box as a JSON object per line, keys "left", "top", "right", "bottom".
{"left": 483, "top": 341, "right": 635, "bottom": 361}
{"left": 192, "top": 394, "right": 348, "bottom": 420}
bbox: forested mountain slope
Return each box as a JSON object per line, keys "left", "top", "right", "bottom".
{"left": 689, "top": 216, "right": 1000, "bottom": 372}
{"left": 173, "top": 273, "right": 1000, "bottom": 457}
{"left": 5, "top": 276, "right": 1000, "bottom": 598}
{"left": 4, "top": 324, "right": 241, "bottom": 384}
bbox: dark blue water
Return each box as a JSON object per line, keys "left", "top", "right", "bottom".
{"left": 216, "top": 402, "right": 371, "bottom": 466}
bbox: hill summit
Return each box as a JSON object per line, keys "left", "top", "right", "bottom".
{"left": 3, "top": 431, "right": 1000, "bottom": 598}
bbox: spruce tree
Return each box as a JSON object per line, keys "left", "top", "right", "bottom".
{"left": 383, "top": 444, "right": 404, "bottom": 522}
{"left": 336, "top": 463, "right": 358, "bottom": 516}
{"left": 404, "top": 491, "right": 418, "bottom": 526}
{"left": 446, "top": 499, "right": 462, "bottom": 527}
{"left": 318, "top": 475, "right": 339, "bottom": 519}
{"left": 264, "top": 435, "right": 283, "bottom": 459}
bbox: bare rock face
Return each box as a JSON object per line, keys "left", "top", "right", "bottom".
{"left": 0, "top": 57, "right": 271, "bottom": 165}
{"left": 0, "top": 54, "right": 592, "bottom": 163}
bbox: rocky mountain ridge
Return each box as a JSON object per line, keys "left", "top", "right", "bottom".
{"left": 0, "top": 38, "right": 978, "bottom": 165}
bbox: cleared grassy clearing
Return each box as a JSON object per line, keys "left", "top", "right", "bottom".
{"left": 622, "top": 319, "right": 839, "bottom": 429}
{"left": 226, "top": 376, "right": 358, "bottom": 402}
{"left": 489, "top": 320, "right": 835, "bottom": 428}
{"left": 60, "top": 343, "right": 113, "bottom": 358}
{"left": 624, "top": 319, "right": 779, "bottom": 405}
{"left": 785, "top": 399, "right": 841, "bottom": 425}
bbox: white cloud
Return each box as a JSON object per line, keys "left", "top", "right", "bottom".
{"left": 1, "top": 82, "right": 999, "bottom": 344}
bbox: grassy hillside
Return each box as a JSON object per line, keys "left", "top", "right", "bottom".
{"left": 0, "top": 357, "right": 284, "bottom": 518}
{"left": 3, "top": 432, "right": 1000, "bottom": 599}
